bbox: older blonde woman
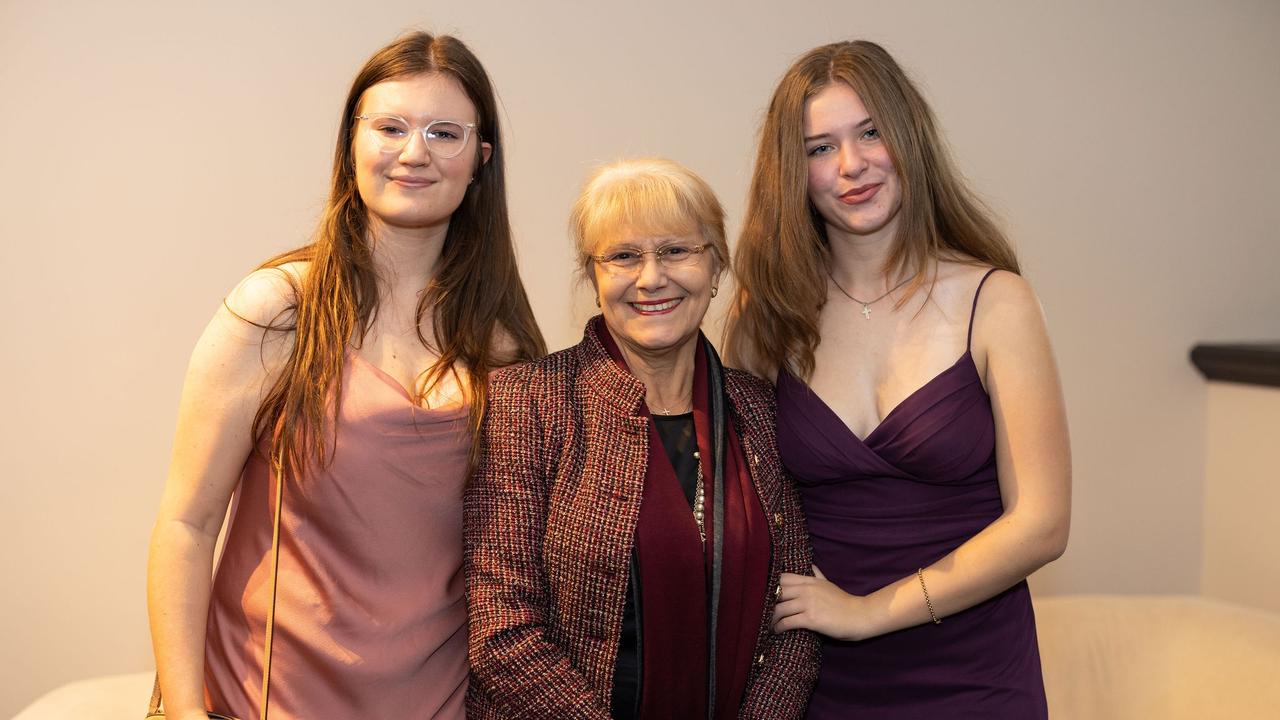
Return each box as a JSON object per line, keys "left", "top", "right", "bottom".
{"left": 465, "top": 158, "right": 819, "bottom": 719}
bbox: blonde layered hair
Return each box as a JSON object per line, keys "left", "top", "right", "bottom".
{"left": 725, "top": 41, "right": 1019, "bottom": 379}
{"left": 569, "top": 158, "right": 728, "bottom": 279}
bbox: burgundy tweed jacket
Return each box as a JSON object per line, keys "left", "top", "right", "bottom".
{"left": 464, "top": 320, "right": 820, "bottom": 719}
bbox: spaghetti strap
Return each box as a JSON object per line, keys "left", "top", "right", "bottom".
{"left": 966, "top": 268, "right": 999, "bottom": 352}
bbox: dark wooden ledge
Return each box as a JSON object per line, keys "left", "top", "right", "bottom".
{"left": 1191, "top": 343, "right": 1280, "bottom": 388}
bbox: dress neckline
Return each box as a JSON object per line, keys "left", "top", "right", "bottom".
{"left": 346, "top": 348, "right": 469, "bottom": 416}
{"left": 782, "top": 266, "right": 1000, "bottom": 448}
{"left": 780, "top": 350, "right": 978, "bottom": 447}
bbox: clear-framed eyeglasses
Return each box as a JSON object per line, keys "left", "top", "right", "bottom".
{"left": 354, "top": 113, "right": 479, "bottom": 159}
{"left": 591, "top": 242, "right": 713, "bottom": 274}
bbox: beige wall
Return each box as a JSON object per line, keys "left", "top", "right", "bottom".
{"left": 3, "top": 0, "right": 1280, "bottom": 713}
{"left": 1202, "top": 382, "right": 1280, "bottom": 614}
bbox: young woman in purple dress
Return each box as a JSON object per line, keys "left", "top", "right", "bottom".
{"left": 146, "top": 33, "right": 544, "bottom": 719}
{"left": 726, "top": 41, "right": 1071, "bottom": 718}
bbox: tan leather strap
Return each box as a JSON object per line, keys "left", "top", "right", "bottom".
{"left": 149, "top": 451, "right": 285, "bottom": 719}
{"left": 258, "top": 454, "right": 285, "bottom": 720}
{"left": 147, "top": 674, "right": 161, "bottom": 715}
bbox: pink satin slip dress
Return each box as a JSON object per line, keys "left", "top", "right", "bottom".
{"left": 203, "top": 351, "right": 469, "bottom": 719}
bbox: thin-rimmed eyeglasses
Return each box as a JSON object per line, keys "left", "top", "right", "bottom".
{"left": 591, "top": 243, "right": 712, "bottom": 274}
{"left": 355, "top": 113, "right": 479, "bottom": 159}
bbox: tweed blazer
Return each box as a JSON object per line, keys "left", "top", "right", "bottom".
{"left": 464, "top": 320, "right": 820, "bottom": 719}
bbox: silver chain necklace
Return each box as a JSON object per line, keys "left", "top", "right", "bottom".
{"left": 827, "top": 270, "right": 913, "bottom": 320}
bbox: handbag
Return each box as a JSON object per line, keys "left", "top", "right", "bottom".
{"left": 146, "top": 453, "right": 286, "bottom": 720}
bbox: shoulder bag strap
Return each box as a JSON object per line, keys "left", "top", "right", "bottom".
{"left": 148, "top": 453, "right": 284, "bottom": 720}
{"left": 704, "top": 336, "right": 727, "bottom": 720}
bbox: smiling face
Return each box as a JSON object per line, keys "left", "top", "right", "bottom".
{"left": 592, "top": 229, "right": 721, "bottom": 361}
{"left": 803, "top": 82, "right": 902, "bottom": 244}
{"left": 353, "top": 73, "right": 491, "bottom": 236}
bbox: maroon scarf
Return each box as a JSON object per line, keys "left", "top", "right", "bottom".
{"left": 597, "top": 321, "right": 770, "bottom": 718}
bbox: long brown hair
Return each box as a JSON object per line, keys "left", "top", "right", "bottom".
{"left": 725, "top": 40, "right": 1018, "bottom": 379}
{"left": 251, "top": 32, "right": 545, "bottom": 475}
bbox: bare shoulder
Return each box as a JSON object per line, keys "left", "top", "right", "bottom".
{"left": 932, "top": 258, "right": 994, "bottom": 290}
{"left": 975, "top": 269, "right": 1042, "bottom": 323}
{"left": 222, "top": 261, "right": 308, "bottom": 329}
{"left": 971, "top": 269, "right": 1052, "bottom": 381}
{"left": 723, "top": 325, "right": 778, "bottom": 384}
{"left": 731, "top": 351, "right": 777, "bottom": 384}
{"left": 932, "top": 256, "right": 1040, "bottom": 316}
{"left": 195, "top": 261, "right": 308, "bottom": 374}
{"left": 925, "top": 259, "right": 997, "bottom": 318}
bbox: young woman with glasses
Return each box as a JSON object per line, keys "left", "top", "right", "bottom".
{"left": 146, "top": 32, "right": 544, "bottom": 719}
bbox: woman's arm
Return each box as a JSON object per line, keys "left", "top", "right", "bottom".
{"left": 146, "top": 270, "right": 295, "bottom": 718}
{"left": 741, "top": 469, "right": 821, "bottom": 719}
{"left": 463, "top": 368, "right": 612, "bottom": 720}
{"left": 774, "top": 271, "right": 1071, "bottom": 640}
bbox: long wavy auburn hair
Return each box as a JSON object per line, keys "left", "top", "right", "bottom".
{"left": 724, "top": 40, "right": 1019, "bottom": 380}
{"left": 251, "top": 32, "right": 545, "bottom": 475}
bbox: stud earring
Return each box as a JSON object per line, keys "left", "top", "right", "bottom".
{"left": 594, "top": 296, "right": 602, "bottom": 308}
{"left": 711, "top": 285, "right": 719, "bottom": 298}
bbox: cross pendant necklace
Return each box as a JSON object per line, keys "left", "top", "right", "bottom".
{"left": 828, "top": 270, "right": 913, "bottom": 320}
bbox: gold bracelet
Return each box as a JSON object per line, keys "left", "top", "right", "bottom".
{"left": 917, "top": 568, "right": 941, "bottom": 625}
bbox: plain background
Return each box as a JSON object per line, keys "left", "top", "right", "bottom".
{"left": 3, "top": 0, "right": 1279, "bottom": 713}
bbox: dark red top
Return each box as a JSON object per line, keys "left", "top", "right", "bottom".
{"left": 599, "top": 326, "right": 771, "bottom": 719}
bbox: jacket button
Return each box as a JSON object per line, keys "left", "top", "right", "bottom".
{"left": 773, "top": 512, "right": 784, "bottom": 527}
{"left": 755, "top": 652, "right": 766, "bottom": 666}
{"left": 753, "top": 453, "right": 760, "bottom": 464}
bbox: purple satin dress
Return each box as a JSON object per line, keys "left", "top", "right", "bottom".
{"left": 777, "top": 270, "right": 1047, "bottom": 719}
